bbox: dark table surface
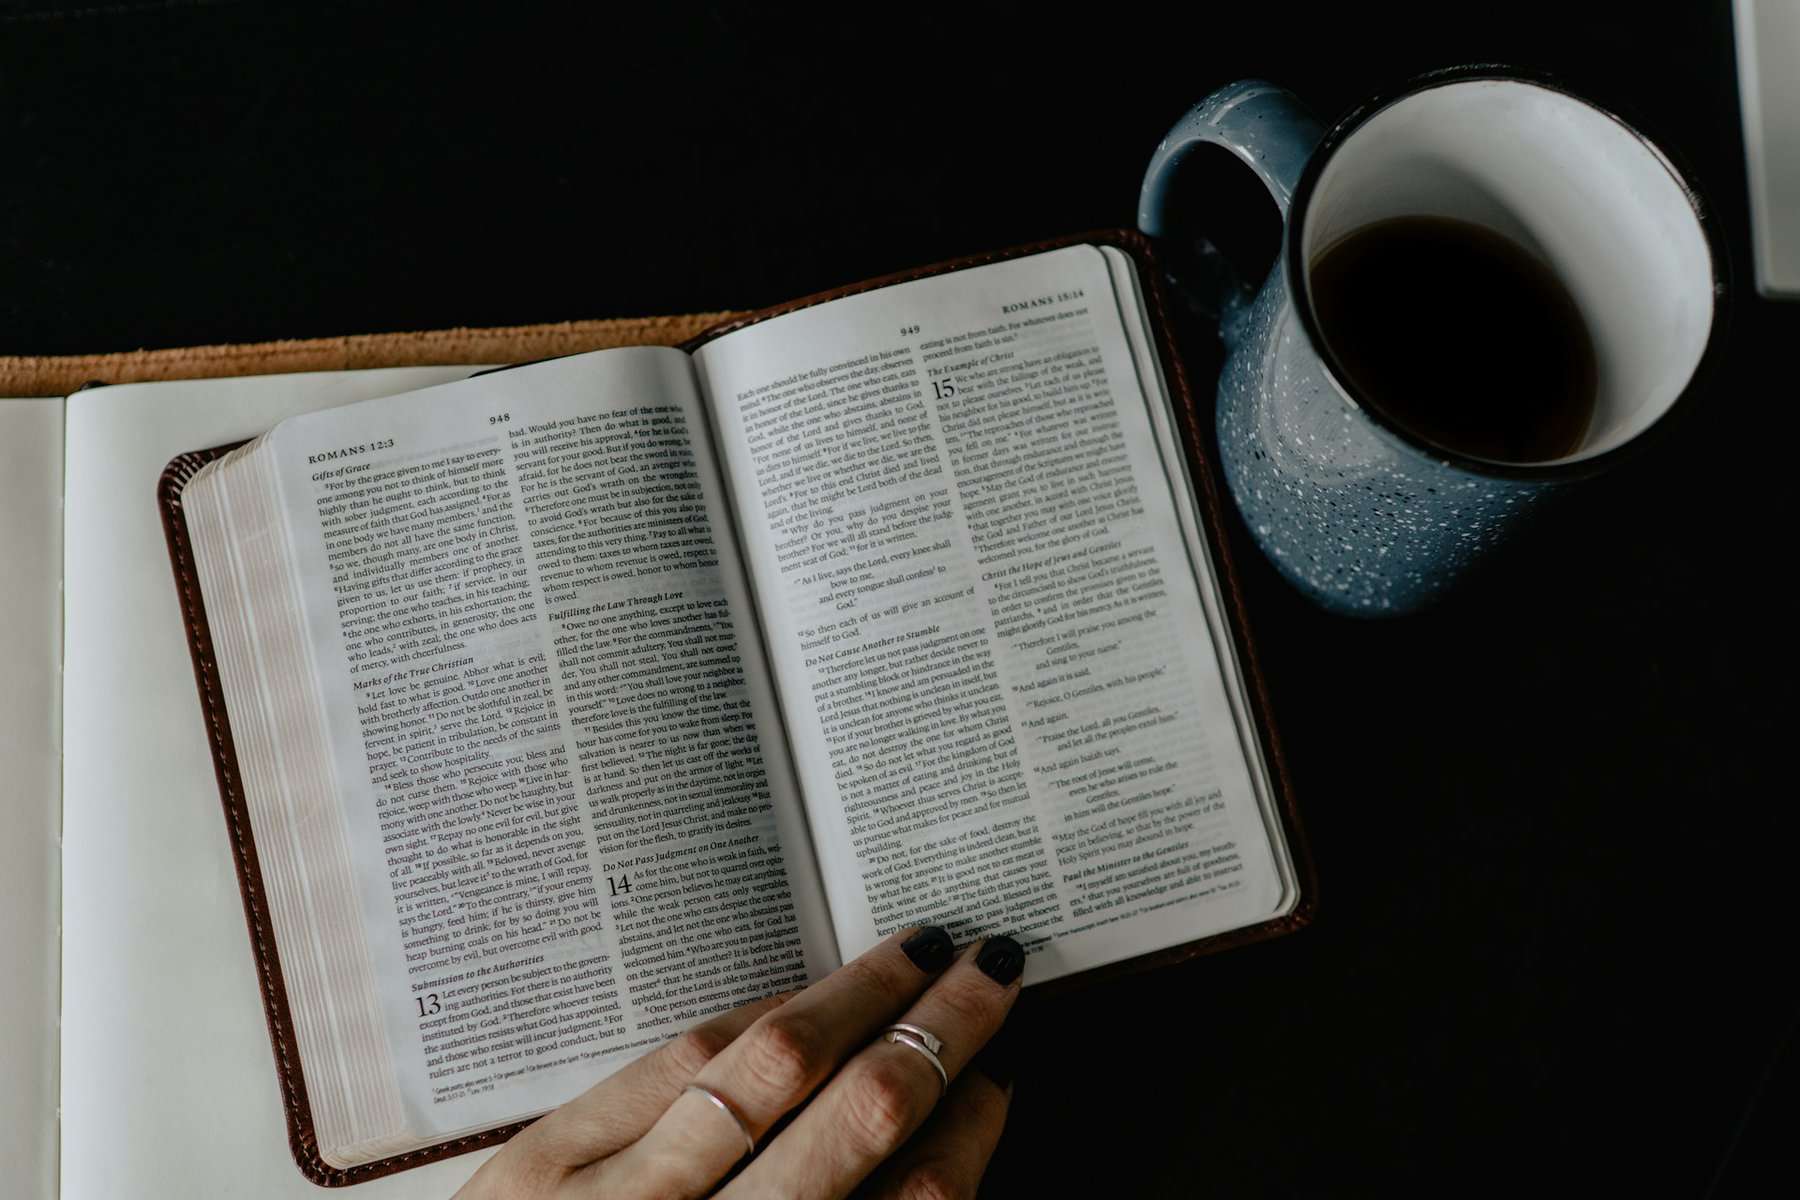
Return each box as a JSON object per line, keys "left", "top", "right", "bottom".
{"left": 7, "top": 2, "right": 1791, "bottom": 1194}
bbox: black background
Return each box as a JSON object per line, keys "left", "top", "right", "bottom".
{"left": 6, "top": 2, "right": 1791, "bottom": 1195}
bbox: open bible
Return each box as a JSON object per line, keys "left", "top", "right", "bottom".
{"left": 159, "top": 232, "right": 1312, "bottom": 1184}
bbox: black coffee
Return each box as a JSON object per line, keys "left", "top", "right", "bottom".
{"left": 1309, "top": 216, "right": 1598, "bottom": 464}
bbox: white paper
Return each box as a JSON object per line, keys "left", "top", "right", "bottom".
{"left": 60, "top": 368, "right": 500, "bottom": 1200}
{"left": 0, "top": 398, "right": 65, "bottom": 1200}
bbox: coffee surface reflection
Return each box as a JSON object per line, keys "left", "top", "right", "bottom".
{"left": 1310, "top": 216, "right": 1598, "bottom": 464}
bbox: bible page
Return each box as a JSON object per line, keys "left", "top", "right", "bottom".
{"left": 261, "top": 349, "right": 835, "bottom": 1137}
{"left": 696, "top": 246, "right": 1286, "bottom": 984}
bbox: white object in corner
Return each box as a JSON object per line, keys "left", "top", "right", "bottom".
{"left": 1736, "top": 0, "right": 1800, "bottom": 298}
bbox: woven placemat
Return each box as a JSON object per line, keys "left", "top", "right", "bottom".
{"left": 0, "top": 312, "right": 738, "bottom": 397}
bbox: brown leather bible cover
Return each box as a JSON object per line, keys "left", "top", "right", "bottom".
{"left": 157, "top": 230, "right": 1314, "bottom": 1187}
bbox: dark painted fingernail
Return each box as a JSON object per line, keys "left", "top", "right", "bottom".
{"left": 970, "top": 1024, "right": 1017, "bottom": 1090}
{"left": 975, "top": 935, "right": 1025, "bottom": 985}
{"left": 901, "top": 925, "right": 954, "bottom": 973}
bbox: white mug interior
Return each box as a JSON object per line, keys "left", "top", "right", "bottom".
{"left": 1300, "top": 77, "right": 1714, "bottom": 465}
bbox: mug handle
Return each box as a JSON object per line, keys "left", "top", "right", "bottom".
{"left": 1137, "top": 80, "right": 1323, "bottom": 343}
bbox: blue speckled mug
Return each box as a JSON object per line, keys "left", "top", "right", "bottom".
{"left": 1139, "top": 69, "right": 1725, "bottom": 615}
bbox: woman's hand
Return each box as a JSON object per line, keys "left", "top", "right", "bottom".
{"left": 455, "top": 926, "right": 1023, "bottom": 1200}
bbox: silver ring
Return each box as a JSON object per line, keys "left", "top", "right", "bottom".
{"left": 883, "top": 1029, "right": 949, "bottom": 1094}
{"left": 684, "top": 1083, "right": 756, "bottom": 1159}
{"left": 884, "top": 1022, "right": 943, "bottom": 1055}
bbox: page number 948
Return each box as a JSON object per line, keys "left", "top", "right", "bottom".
{"left": 488, "top": 412, "right": 511, "bottom": 426}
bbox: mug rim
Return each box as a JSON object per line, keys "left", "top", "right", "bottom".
{"left": 1285, "top": 63, "right": 1730, "bottom": 483}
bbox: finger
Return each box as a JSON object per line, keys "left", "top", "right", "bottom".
{"left": 856, "top": 1060, "right": 1012, "bottom": 1200}
{"left": 589, "top": 925, "right": 956, "bottom": 1198}
{"left": 723, "top": 935, "right": 1025, "bottom": 1200}
{"left": 505, "top": 990, "right": 792, "bottom": 1171}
